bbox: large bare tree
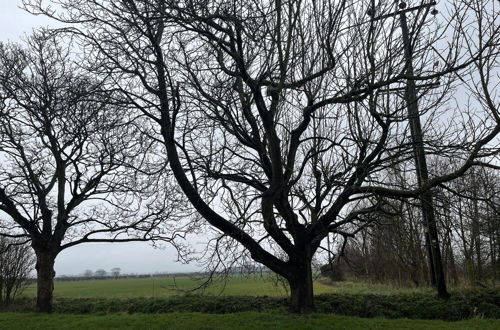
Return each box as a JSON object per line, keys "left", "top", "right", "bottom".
{"left": 0, "top": 32, "right": 189, "bottom": 313}
{"left": 26, "top": 0, "right": 500, "bottom": 313}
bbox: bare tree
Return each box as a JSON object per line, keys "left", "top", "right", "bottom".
{"left": 110, "top": 267, "right": 121, "bottom": 279}
{"left": 82, "top": 269, "right": 94, "bottom": 279}
{"left": 94, "top": 269, "right": 107, "bottom": 278}
{"left": 25, "top": 0, "right": 500, "bottom": 313}
{"left": 0, "top": 32, "right": 189, "bottom": 313}
{"left": 0, "top": 237, "right": 34, "bottom": 306}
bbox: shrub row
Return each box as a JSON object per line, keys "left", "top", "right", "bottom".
{"left": 313, "top": 289, "right": 500, "bottom": 320}
{"left": 5, "top": 288, "right": 499, "bottom": 320}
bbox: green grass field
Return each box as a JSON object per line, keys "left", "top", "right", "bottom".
{"left": 22, "top": 275, "right": 434, "bottom": 299}
{"left": 23, "top": 275, "right": 295, "bottom": 298}
{"left": 1, "top": 312, "right": 499, "bottom": 330}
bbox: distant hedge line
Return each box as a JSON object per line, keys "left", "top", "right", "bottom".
{"left": 5, "top": 289, "right": 499, "bottom": 320}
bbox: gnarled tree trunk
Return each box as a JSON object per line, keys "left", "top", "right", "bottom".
{"left": 34, "top": 250, "right": 56, "bottom": 313}
{"left": 287, "top": 258, "right": 314, "bottom": 314}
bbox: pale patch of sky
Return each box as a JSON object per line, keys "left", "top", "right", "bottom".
{"left": 0, "top": 1, "right": 54, "bottom": 42}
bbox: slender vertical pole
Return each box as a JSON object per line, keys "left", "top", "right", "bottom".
{"left": 399, "top": 11, "right": 449, "bottom": 298}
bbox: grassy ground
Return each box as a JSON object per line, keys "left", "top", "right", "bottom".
{"left": 1, "top": 312, "right": 499, "bottom": 330}
{"left": 22, "top": 275, "right": 434, "bottom": 299}
{"left": 23, "top": 275, "right": 296, "bottom": 298}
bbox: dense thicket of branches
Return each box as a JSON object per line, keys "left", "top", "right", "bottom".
{"left": 437, "top": 167, "right": 500, "bottom": 284}
{"left": 0, "top": 238, "right": 34, "bottom": 306}
{"left": 339, "top": 167, "right": 500, "bottom": 287}
{"left": 22, "top": 0, "right": 500, "bottom": 313}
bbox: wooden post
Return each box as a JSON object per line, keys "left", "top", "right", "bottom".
{"left": 399, "top": 6, "right": 449, "bottom": 298}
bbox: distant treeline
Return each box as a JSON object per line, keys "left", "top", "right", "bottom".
{"left": 53, "top": 272, "right": 202, "bottom": 282}
{"left": 327, "top": 166, "right": 500, "bottom": 287}
{"left": 53, "top": 268, "right": 272, "bottom": 282}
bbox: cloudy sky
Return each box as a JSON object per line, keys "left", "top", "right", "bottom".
{"left": 0, "top": 0, "right": 200, "bottom": 276}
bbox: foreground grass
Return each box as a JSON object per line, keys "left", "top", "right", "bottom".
{"left": 22, "top": 275, "right": 434, "bottom": 299}
{"left": 1, "top": 312, "right": 498, "bottom": 330}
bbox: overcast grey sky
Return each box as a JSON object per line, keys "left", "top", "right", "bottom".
{"left": 0, "top": 0, "right": 199, "bottom": 276}
{"left": 0, "top": 0, "right": 54, "bottom": 42}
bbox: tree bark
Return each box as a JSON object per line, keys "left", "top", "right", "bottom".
{"left": 35, "top": 251, "right": 56, "bottom": 313}
{"left": 422, "top": 192, "right": 450, "bottom": 298}
{"left": 288, "top": 259, "right": 314, "bottom": 314}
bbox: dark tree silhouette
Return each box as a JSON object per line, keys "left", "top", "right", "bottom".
{"left": 94, "top": 269, "right": 107, "bottom": 278}
{"left": 0, "top": 32, "right": 189, "bottom": 313}
{"left": 110, "top": 267, "right": 121, "bottom": 279}
{"left": 25, "top": 0, "right": 500, "bottom": 313}
{"left": 82, "top": 269, "right": 94, "bottom": 279}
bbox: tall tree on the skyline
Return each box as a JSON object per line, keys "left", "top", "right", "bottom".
{"left": 0, "top": 32, "right": 188, "bottom": 313}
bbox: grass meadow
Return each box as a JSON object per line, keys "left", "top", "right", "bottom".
{"left": 22, "top": 274, "right": 312, "bottom": 298}
{"left": 21, "top": 274, "right": 434, "bottom": 299}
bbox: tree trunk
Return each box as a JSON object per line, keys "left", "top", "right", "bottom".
{"left": 35, "top": 251, "right": 56, "bottom": 313}
{"left": 423, "top": 192, "right": 450, "bottom": 299}
{"left": 288, "top": 260, "right": 314, "bottom": 314}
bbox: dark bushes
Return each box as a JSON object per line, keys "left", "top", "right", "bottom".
{"left": 4, "top": 289, "right": 498, "bottom": 320}
{"left": 313, "top": 289, "right": 500, "bottom": 320}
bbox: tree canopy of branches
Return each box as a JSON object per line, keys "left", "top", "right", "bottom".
{"left": 25, "top": 0, "right": 500, "bottom": 313}
{"left": 110, "top": 267, "right": 121, "bottom": 279}
{"left": 0, "top": 32, "right": 190, "bottom": 313}
{"left": 0, "top": 238, "right": 34, "bottom": 306}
